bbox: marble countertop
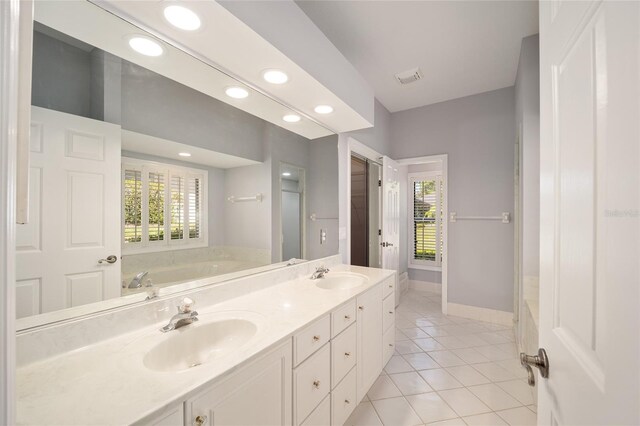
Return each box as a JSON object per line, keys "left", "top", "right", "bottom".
{"left": 17, "top": 264, "right": 395, "bottom": 425}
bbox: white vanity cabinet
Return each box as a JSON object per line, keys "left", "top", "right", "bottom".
{"left": 147, "top": 275, "right": 395, "bottom": 426}
{"left": 185, "top": 341, "right": 292, "bottom": 426}
{"left": 356, "top": 283, "right": 383, "bottom": 402}
{"left": 381, "top": 276, "right": 396, "bottom": 366}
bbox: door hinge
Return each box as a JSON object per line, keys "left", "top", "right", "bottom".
{"left": 378, "top": 179, "right": 382, "bottom": 187}
{"left": 378, "top": 229, "right": 382, "bottom": 236}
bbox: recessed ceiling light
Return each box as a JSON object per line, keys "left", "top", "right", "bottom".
{"left": 164, "top": 5, "right": 201, "bottom": 31}
{"left": 282, "top": 172, "right": 291, "bottom": 177}
{"left": 178, "top": 152, "right": 191, "bottom": 157}
{"left": 225, "top": 86, "right": 249, "bottom": 99}
{"left": 283, "top": 114, "right": 301, "bottom": 123}
{"left": 263, "top": 69, "right": 289, "bottom": 85}
{"left": 128, "top": 36, "right": 163, "bottom": 57}
{"left": 314, "top": 105, "right": 333, "bottom": 114}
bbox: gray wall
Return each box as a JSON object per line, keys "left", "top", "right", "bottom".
{"left": 391, "top": 87, "right": 516, "bottom": 312}
{"left": 224, "top": 163, "right": 272, "bottom": 249}
{"left": 120, "top": 62, "right": 264, "bottom": 163}
{"left": 515, "top": 35, "right": 540, "bottom": 280}
{"left": 31, "top": 30, "right": 92, "bottom": 118}
{"left": 307, "top": 135, "right": 339, "bottom": 260}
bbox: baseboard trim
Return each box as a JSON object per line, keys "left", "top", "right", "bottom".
{"left": 447, "top": 302, "right": 513, "bottom": 326}
{"left": 408, "top": 280, "right": 442, "bottom": 294}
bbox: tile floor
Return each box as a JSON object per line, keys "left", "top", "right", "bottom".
{"left": 345, "top": 290, "right": 537, "bottom": 426}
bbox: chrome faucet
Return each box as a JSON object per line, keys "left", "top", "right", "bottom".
{"left": 311, "top": 265, "right": 330, "bottom": 280}
{"left": 161, "top": 297, "right": 198, "bottom": 332}
{"left": 128, "top": 271, "right": 148, "bottom": 289}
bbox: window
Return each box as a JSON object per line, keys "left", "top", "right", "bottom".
{"left": 122, "top": 158, "right": 207, "bottom": 253}
{"left": 409, "top": 172, "right": 443, "bottom": 268}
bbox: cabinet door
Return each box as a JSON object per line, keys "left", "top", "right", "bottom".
{"left": 140, "top": 403, "right": 184, "bottom": 426}
{"left": 356, "top": 284, "right": 383, "bottom": 401}
{"left": 186, "top": 341, "right": 292, "bottom": 426}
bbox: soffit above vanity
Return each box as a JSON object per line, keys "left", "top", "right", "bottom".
{"left": 91, "top": 0, "right": 375, "bottom": 136}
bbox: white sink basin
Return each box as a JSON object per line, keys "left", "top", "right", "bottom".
{"left": 314, "top": 272, "right": 368, "bottom": 290}
{"left": 143, "top": 318, "right": 258, "bottom": 372}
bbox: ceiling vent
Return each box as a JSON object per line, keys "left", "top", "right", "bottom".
{"left": 395, "top": 67, "right": 423, "bottom": 85}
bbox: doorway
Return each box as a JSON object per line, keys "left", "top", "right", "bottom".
{"left": 350, "top": 154, "right": 381, "bottom": 267}
{"left": 280, "top": 163, "right": 305, "bottom": 261}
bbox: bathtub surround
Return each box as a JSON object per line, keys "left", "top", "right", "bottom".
{"left": 121, "top": 246, "right": 271, "bottom": 293}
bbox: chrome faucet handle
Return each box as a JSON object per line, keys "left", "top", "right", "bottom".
{"left": 178, "top": 297, "right": 195, "bottom": 313}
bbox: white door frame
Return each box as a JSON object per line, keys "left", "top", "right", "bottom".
{"left": 396, "top": 154, "right": 449, "bottom": 314}
{"left": 339, "top": 136, "right": 384, "bottom": 265}
{"left": 0, "top": 0, "right": 21, "bottom": 422}
{"left": 279, "top": 161, "right": 306, "bottom": 262}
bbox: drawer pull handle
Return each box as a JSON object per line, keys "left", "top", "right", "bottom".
{"left": 194, "top": 415, "right": 208, "bottom": 426}
{"left": 313, "top": 335, "right": 320, "bottom": 342}
{"left": 358, "top": 306, "right": 364, "bottom": 311}
{"left": 345, "top": 352, "right": 351, "bottom": 357}
{"left": 389, "top": 284, "right": 393, "bottom": 288}
{"left": 344, "top": 315, "right": 351, "bottom": 320}
{"left": 388, "top": 311, "right": 394, "bottom": 314}
{"left": 345, "top": 399, "right": 351, "bottom": 404}
{"left": 313, "top": 380, "right": 321, "bottom": 388}
{"left": 389, "top": 343, "right": 394, "bottom": 347}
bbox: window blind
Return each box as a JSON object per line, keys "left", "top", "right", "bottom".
{"left": 411, "top": 175, "right": 442, "bottom": 266}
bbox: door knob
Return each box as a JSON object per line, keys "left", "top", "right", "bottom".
{"left": 520, "top": 348, "right": 549, "bottom": 386}
{"left": 98, "top": 255, "right": 118, "bottom": 264}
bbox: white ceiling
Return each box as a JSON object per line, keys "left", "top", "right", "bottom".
{"left": 297, "top": 1, "right": 539, "bottom": 113}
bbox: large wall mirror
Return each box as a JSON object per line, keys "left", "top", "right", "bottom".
{"left": 16, "top": 0, "right": 339, "bottom": 328}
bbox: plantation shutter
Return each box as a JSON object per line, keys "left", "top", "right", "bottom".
{"left": 170, "top": 175, "right": 185, "bottom": 240}
{"left": 123, "top": 169, "right": 142, "bottom": 244}
{"left": 187, "top": 176, "right": 201, "bottom": 239}
{"left": 411, "top": 175, "right": 442, "bottom": 266}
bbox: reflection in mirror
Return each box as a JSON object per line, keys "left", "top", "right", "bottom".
{"left": 15, "top": 1, "right": 338, "bottom": 325}
{"left": 280, "top": 163, "right": 305, "bottom": 261}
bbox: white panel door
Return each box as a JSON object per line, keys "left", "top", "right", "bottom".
{"left": 538, "top": 1, "right": 639, "bottom": 424}
{"left": 381, "top": 156, "right": 400, "bottom": 273}
{"left": 15, "top": 107, "right": 121, "bottom": 317}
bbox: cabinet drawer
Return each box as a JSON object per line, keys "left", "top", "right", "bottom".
{"left": 331, "top": 367, "right": 357, "bottom": 426}
{"left": 383, "top": 294, "right": 395, "bottom": 332}
{"left": 300, "top": 395, "right": 330, "bottom": 426}
{"left": 382, "top": 276, "right": 395, "bottom": 299}
{"left": 331, "top": 323, "right": 357, "bottom": 388}
{"left": 294, "top": 343, "right": 330, "bottom": 425}
{"left": 331, "top": 300, "right": 356, "bottom": 337}
{"left": 383, "top": 326, "right": 395, "bottom": 365}
{"left": 294, "top": 315, "right": 330, "bottom": 366}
